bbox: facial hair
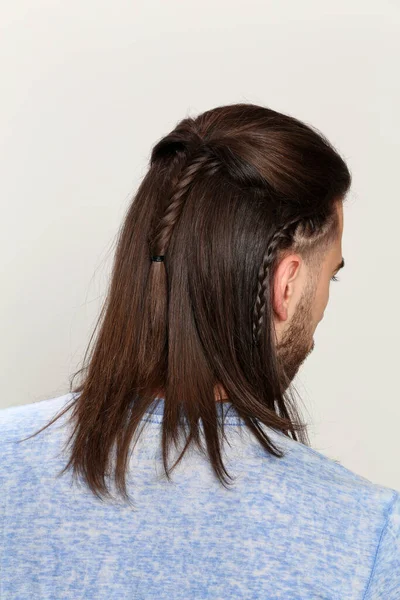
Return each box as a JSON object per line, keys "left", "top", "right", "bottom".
{"left": 276, "top": 284, "right": 316, "bottom": 388}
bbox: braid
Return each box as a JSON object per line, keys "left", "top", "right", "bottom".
{"left": 252, "top": 217, "right": 301, "bottom": 346}
{"left": 151, "top": 149, "right": 220, "bottom": 258}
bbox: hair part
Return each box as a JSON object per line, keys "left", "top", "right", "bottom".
{"left": 18, "top": 104, "right": 351, "bottom": 507}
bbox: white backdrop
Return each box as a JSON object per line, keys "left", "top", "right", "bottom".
{"left": 1, "top": 1, "right": 399, "bottom": 489}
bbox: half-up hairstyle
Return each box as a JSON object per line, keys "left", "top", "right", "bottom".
{"left": 19, "top": 103, "right": 352, "bottom": 506}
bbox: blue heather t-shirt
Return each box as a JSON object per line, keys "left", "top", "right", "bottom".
{"left": 1, "top": 393, "right": 400, "bottom": 599}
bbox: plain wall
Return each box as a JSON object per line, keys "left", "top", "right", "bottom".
{"left": 1, "top": 0, "right": 399, "bottom": 489}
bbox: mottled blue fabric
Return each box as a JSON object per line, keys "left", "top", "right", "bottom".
{"left": 1, "top": 393, "right": 399, "bottom": 599}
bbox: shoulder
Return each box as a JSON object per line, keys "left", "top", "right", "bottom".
{"left": 0, "top": 393, "right": 78, "bottom": 492}
{"left": 261, "top": 427, "right": 400, "bottom": 531}
{"left": 0, "top": 393, "right": 76, "bottom": 444}
{"left": 269, "top": 426, "right": 388, "bottom": 489}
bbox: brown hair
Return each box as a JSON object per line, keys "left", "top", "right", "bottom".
{"left": 19, "top": 103, "right": 351, "bottom": 506}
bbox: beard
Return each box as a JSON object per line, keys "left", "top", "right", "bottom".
{"left": 275, "top": 283, "right": 316, "bottom": 389}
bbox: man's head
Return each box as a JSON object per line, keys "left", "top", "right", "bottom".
{"left": 53, "top": 103, "right": 353, "bottom": 503}
{"left": 273, "top": 200, "right": 344, "bottom": 385}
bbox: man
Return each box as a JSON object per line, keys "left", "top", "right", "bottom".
{"left": 1, "top": 103, "right": 399, "bottom": 598}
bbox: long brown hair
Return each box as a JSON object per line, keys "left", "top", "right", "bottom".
{"left": 18, "top": 103, "right": 351, "bottom": 506}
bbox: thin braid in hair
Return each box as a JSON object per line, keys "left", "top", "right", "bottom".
{"left": 150, "top": 149, "right": 220, "bottom": 259}
{"left": 253, "top": 217, "right": 301, "bottom": 345}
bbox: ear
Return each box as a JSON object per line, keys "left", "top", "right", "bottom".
{"left": 272, "top": 254, "right": 303, "bottom": 322}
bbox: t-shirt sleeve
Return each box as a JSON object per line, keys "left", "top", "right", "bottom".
{"left": 363, "top": 490, "right": 400, "bottom": 599}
